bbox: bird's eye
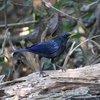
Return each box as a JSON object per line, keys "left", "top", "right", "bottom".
{"left": 64, "top": 35, "right": 66, "bottom": 38}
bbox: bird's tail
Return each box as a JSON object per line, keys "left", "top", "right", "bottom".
{"left": 12, "top": 48, "right": 28, "bottom": 53}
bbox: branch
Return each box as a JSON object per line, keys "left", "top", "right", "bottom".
{"left": 0, "top": 20, "right": 37, "bottom": 28}
{"left": 70, "top": 34, "right": 100, "bottom": 56}
{"left": 41, "top": 0, "right": 77, "bottom": 20}
{"left": 0, "top": 35, "right": 27, "bottom": 48}
{"left": 0, "top": 29, "right": 9, "bottom": 55}
{"left": 62, "top": 42, "right": 76, "bottom": 69}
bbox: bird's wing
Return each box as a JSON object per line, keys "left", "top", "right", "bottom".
{"left": 27, "top": 40, "right": 60, "bottom": 54}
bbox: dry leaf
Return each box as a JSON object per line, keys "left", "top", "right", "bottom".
{"left": 47, "top": 12, "right": 63, "bottom": 36}
{"left": 27, "top": 21, "right": 45, "bottom": 44}
{"left": 31, "top": 0, "right": 57, "bottom": 9}
{"left": 31, "top": 0, "right": 42, "bottom": 9}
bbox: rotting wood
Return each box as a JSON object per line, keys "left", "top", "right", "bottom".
{"left": 0, "top": 63, "right": 100, "bottom": 99}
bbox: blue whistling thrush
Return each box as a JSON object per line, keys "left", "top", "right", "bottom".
{"left": 13, "top": 32, "right": 76, "bottom": 77}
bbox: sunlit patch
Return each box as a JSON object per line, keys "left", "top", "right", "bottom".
{"left": 19, "top": 27, "right": 30, "bottom": 36}
{"left": 22, "top": 67, "right": 27, "bottom": 72}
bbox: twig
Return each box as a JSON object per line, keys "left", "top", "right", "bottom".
{"left": 0, "top": 28, "right": 9, "bottom": 55}
{"left": 0, "top": 35, "right": 27, "bottom": 47}
{"left": 11, "top": 1, "right": 33, "bottom": 7}
{"left": 0, "top": 20, "right": 37, "bottom": 28}
{"left": 80, "top": 0, "right": 99, "bottom": 11}
{"left": 4, "top": 0, "right": 16, "bottom": 76}
{"left": 73, "top": 1, "right": 89, "bottom": 65}
{"left": 42, "top": 0, "right": 91, "bottom": 37}
{"left": 62, "top": 34, "right": 100, "bottom": 68}
{"left": 41, "top": 25, "right": 49, "bottom": 42}
{"left": 41, "top": 0, "right": 77, "bottom": 20}
{"left": 90, "top": 54, "right": 100, "bottom": 64}
{"left": 6, "top": 31, "right": 16, "bottom": 50}
{"left": 0, "top": 0, "right": 8, "bottom": 55}
{"left": 90, "top": 40, "right": 100, "bottom": 49}
{"left": 62, "top": 42, "right": 76, "bottom": 69}
{"left": 70, "top": 35, "right": 100, "bottom": 56}
{"left": 88, "top": 40, "right": 100, "bottom": 64}
{"left": 4, "top": 0, "right": 7, "bottom": 29}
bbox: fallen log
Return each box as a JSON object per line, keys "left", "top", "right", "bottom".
{"left": 0, "top": 63, "right": 100, "bottom": 99}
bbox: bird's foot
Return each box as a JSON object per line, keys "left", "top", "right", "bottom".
{"left": 56, "top": 64, "right": 66, "bottom": 72}
{"left": 39, "top": 71, "right": 46, "bottom": 77}
{"left": 61, "top": 67, "right": 66, "bottom": 72}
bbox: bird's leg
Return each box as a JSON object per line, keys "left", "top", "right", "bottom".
{"left": 52, "top": 63, "right": 56, "bottom": 70}
{"left": 51, "top": 59, "right": 57, "bottom": 70}
{"left": 51, "top": 59, "right": 66, "bottom": 71}
{"left": 52, "top": 63, "right": 66, "bottom": 71}
{"left": 50, "top": 59, "right": 56, "bottom": 70}
{"left": 38, "top": 57, "right": 46, "bottom": 77}
{"left": 56, "top": 64, "right": 66, "bottom": 72}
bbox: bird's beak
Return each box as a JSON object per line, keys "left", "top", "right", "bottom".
{"left": 68, "top": 33, "right": 76, "bottom": 38}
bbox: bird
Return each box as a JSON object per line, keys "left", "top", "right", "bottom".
{"left": 13, "top": 32, "right": 76, "bottom": 77}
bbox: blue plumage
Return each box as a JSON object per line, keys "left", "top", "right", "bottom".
{"left": 13, "top": 32, "right": 71, "bottom": 58}
{"left": 13, "top": 32, "right": 75, "bottom": 76}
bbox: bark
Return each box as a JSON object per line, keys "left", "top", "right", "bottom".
{"left": 0, "top": 63, "right": 100, "bottom": 99}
